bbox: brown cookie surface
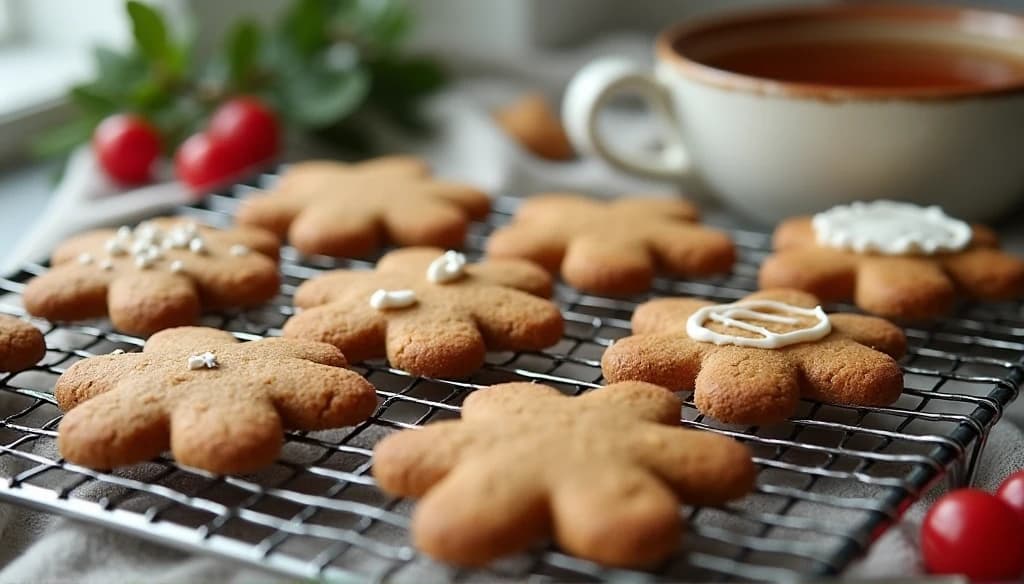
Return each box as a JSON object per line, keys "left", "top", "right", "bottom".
{"left": 373, "top": 381, "right": 755, "bottom": 568}
{"left": 0, "top": 315, "right": 46, "bottom": 372}
{"left": 486, "top": 193, "right": 735, "bottom": 295}
{"left": 56, "top": 326, "right": 377, "bottom": 473}
{"left": 760, "top": 216, "right": 1024, "bottom": 319}
{"left": 602, "top": 289, "right": 907, "bottom": 425}
{"left": 235, "top": 156, "right": 490, "bottom": 257}
{"left": 23, "top": 218, "right": 280, "bottom": 336}
{"left": 283, "top": 247, "right": 562, "bottom": 378}
{"left": 494, "top": 93, "right": 574, "bottom": 161}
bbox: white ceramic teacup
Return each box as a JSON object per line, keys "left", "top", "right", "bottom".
{"left": 563, "top": 5, "right": 1024, "bottom": 224}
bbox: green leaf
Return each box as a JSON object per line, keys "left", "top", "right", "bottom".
{"left": 281, "top": 0, "right": 334, "bottom": 56}
{"left": 370, "top": 55, "right": 445, "bottom": 98}
{"left": 92, "top": 46, "right": 149, "bottom": 93}
{"left": 227, "top": 20, "right": 262, "bottom": 86}
{"left": 31, "top": 118, "right": 97, "bottom": 158}
{"left": 282, "top": 67, "right": 369, "bottom": 128}
{"left": 126, "top": 1, "right": 170, "bottom": 64}
{"left": 69, "top": 85, "right": 119, "bottom": 115}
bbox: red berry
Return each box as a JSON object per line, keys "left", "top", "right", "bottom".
{"left": 921, "top": 488, "right": 1024, "bottom": 580}
{"left": 997, "top": 470, "right": 1024, "bottom": 527}
{"left": 92, "top": 114, "right": 162, "bottom": 186}
{"left": 174, "top": 132, "right": 247, "bottom": 191}
{"left": 208, "top": 96, "right": 280, "bottom": 166}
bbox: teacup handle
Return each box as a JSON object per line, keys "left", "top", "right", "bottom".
{"left": 562, "top": 57, "right": 690, "bottom": 181}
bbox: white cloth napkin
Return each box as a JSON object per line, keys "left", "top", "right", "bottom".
{"left": 2, "top": 34, "right": 1023, "bottom": 583}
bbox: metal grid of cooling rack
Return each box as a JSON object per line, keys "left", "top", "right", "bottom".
{"left": 0, "top": 174, "right": 1022, "bottom": 582}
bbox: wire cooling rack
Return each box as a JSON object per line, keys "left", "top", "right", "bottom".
{"left": 0, "top": 174, "right": 1022, "bottom": 582}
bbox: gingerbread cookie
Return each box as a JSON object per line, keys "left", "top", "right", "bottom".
{"left": 602, "top": 289, "right": 906, "bottom": 424}
{"left": 373, "top": 381, "right": 755, "bottom": 568}
{"left": 495, "top": 93, "right": 574, "bottom": 161}
{"left": 760, "top": 201, "right": 1024, "bottom": 319}
{"left": 0, "top": 315, "right": 46, "bottom": 372}
{"left": 235, "top": 156, "right": 490, "bottom": 257}
{"left": 56, "top": 326, "right": 377, "bottom": 473}
{"left": 283, "top": 247, "right": 562, "bottom": 378}
{"left": 23, "top": 218, "right": 280, "bottom": 336}
{"left": 486, "top": 194, "right": 735, "bottom": 295}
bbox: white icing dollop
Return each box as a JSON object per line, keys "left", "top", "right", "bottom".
{"left": 77, "top": 253, "right": 93, "bottom": 265}
{"left": 105, "top": 238, "right": 126, "bottom": 256}
{"left": 230, "top": 244, "right": 250, "bottom": 257}
{"left": 189, "top": 237, "right": 207, "bottom": 254}
{"left": 187, "top": 351, "right": 218, "bottom": 370}
{"left": 812, "top": 200, "right": 971, "bottom": 255}
{"left": 686, "top": 300, "right": 831, "bottom": 349}
{"left": 169, "top": 260, "right": 184, "bottom": 273}
{"left": 99, "top": 259, "right": 114, "bottom": 271}
{"left": 135, "top": 255, "right": 154, "bottom": 269}
{"left": 369, "top": 289, "right": 418, "bottom": 310}
{"left": 426, "top": 250, "right": 467, "bottom": 284}
{"left": 110, "top": 349, "right": 125, "bottom": 355}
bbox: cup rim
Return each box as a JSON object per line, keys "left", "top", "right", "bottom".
{"left": 655, "top": 4, "right": 1024, "bottom": 101}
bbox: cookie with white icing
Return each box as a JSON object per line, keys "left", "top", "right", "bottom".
{"left": 23, "top": 218, "right": 280, "bottom": 335}
{"left": 283, "top": 247, "right": 562, "bottom": 378}
{"left": 602, "top": 289, "right": 906, "bottom": 425}
{"left": 373, "top": 381, "right": 755, "bottom": 567}
{"left": 55, "top": 326, "right": 377, "bottom": 473}
{"left": 760, "top": 201, "right": 1024, "bottom": 319}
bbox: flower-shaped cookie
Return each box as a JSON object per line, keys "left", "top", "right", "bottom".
{"left": 486, "top": 193, "right": 735, "bottom": 295}
{"left": 236, "top": 156, "right": 491, "bottom": 257}
{"left": 56, "top": 327, "right": 377, "bottom": 473}
{"left": 0, "top": 315, "right": 45, "bottom": 372}
{"left": 283, "top": 247, "right": 563, "bottom": 378}
{"left": 602, "top": 289, "right": 907, "bottom": 424}
{"left": 760, "top": 205, "right": 1024, "bottom": 319}
{"left": 373, "top": 381, "right": 755, "bottom": 568}
{"left": 23, "top": 218, "right": 280, "bottom": 336}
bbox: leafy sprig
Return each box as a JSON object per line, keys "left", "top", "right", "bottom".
{"left": 34, "top": 0, "right": 446, "bottom": 159}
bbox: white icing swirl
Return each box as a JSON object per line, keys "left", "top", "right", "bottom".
{"left": 812, "top": 200, "right": 971, "bottom": 255}
{"left": 369, "top": 289, "right": 418, "bottom": 310}
{"left": 426, "top": 251, "right": 467, "bottom": 284}
{"left": 187, "top": 351, "right": 218, "bottom": 370}
{"left": 686, "top": 300, "right": 831, "bottom": 349}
